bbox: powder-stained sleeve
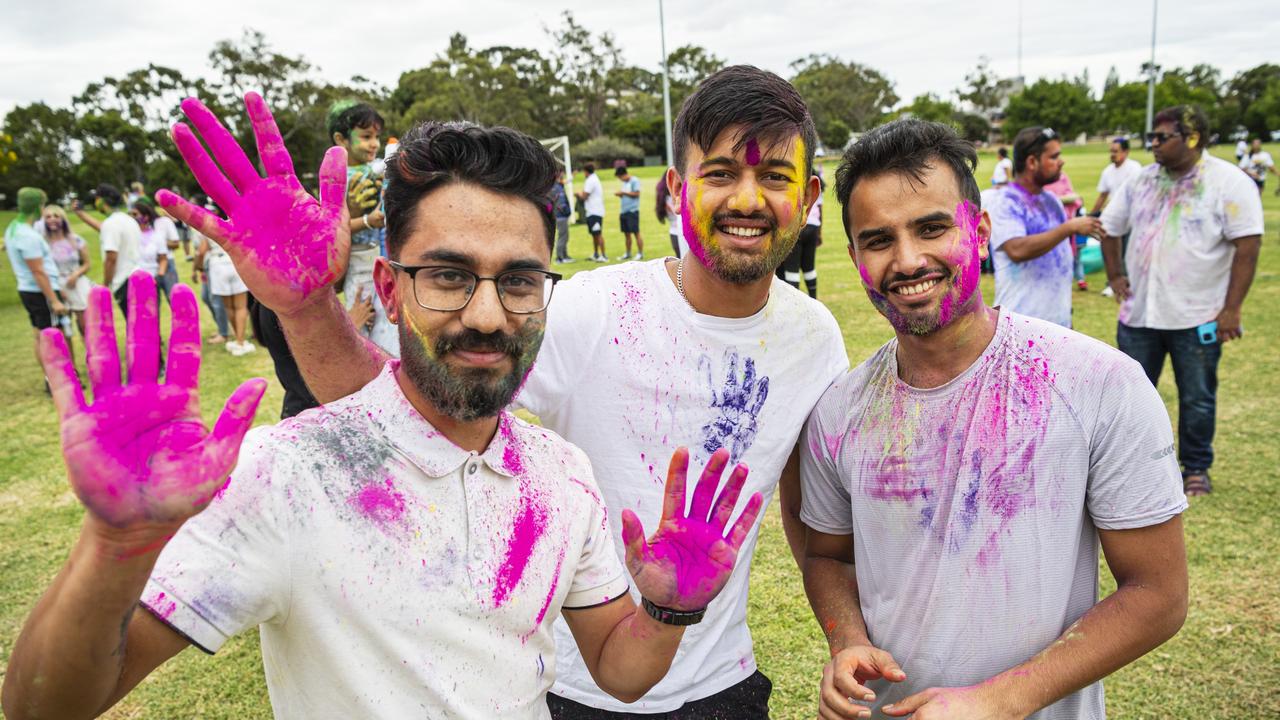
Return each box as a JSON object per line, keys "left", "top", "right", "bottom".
{"left": 140, "top": 426, "right": 292, "bottom": 653}
{"left": 516, "top": 274, "right": 609, "bottom": 420}
{"left": 1085, "top": 358, "right": 1187, "bottom": 530}
{"left": 562, "top": 453, "right": 629, "bottom": 609}
{"left": 1222, "top": 169, "right": 1266, "bottom": 241}
{"left": 987, "top": 191, "right": 1027, "bottom": 253}
{"left": 798, "top": 389, "right": 854, "bottom": 536}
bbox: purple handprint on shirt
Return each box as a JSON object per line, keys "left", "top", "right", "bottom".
{"left": 698, "top": 349, "right": 769, "bottom": 465}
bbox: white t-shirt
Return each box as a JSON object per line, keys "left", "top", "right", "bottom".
{"left": 806, "top": 192, "right": 823, "bottom": 227}
{"left": 1096, "top": 158, "right": 1143, "bottom": 196}
{"left": 800, "top": 311, "right": 1186, "bottom": 720}
{"left": 1235, "top": 140, "right": 1249, "bottom": 157}
{"left": 582, "top": 173, "right": 605, "bottom": 217}
{"left": 518, "top": 259, "right": 849, "bottom": 712}
{"left": 154, "top": 215, "right": 181, "bottom": 248}
{"left": 98, "top": 211, "right": 142, "bottom": 291}
{"left": 1239, "top": 150, "right": 1274, "bottom": 183}
{"left": 143, "top": 364, "right": 628, "bottom": 719}
{"left": 991, "top": 157, "right": 1013, "bottom": 184}
{"left": 989, "top": 183, "right": 1072, "bottom": 327}
{"left": 137, "top": 227, "right": 170, "bottom": 276}
{"left": 1101, "top": 155, "right": 1265, "bottom": 329}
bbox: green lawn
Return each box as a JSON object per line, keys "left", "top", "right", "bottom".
{"left": 0, "top": 143, "right": 1276, "bottom": 717}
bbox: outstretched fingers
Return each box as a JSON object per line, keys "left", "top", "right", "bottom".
{"left": 195, "top": 378, "right": 268, "bottom": 496}
{"left": 709, "top": 463, "right": 749, "bottom": 535}
{"left": 84, "top": 286, "right": 121, "bottom": 397}
{"left": 156, "top": 190, "right": 233, "bottom": 243}
{"left": 170, "top": 122, "right": 240, "bottom": 213}
{"left": 180, "top": 97, "right": 261, "bottom": 192}
{"left": 319, "top": 146, "right": 349, "bottom": 220}
{"left": 661, "top": 447, "right": 690, "bottom": 522}
{"left": 620, "top": 509, "right": 649, "bottom": 573}
{"left": 687, "top": 447, "right": 730, "bottom": 520}
{"left": 39, "top": 330, "right": 85, "bottom": 421}
{"left": 245, "top": 92, "right": 295, "bottom": 177}
{"left": 165, "top": 284, "right": 201, "bottom": 390}
{"left": 125, "top": 272, "right": 160, "bottom": 385}
{"left": 725, "top": 492, "right": 764, "bottom": 552}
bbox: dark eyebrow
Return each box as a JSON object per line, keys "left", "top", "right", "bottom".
{"left": 502, "top": 258, "right": 550, "bottom": 272}
{"left": 760, "top": 158, "right": 796, "bottom": 171}
{"left": 910, "top": 211, "right": 953, "bottom": 227}
{"left": 856, "top": 226, "right": 892, "bottom": 243}
{"left": 699, "top": 156, "right": 739, "bottom": 169}
{"left": 414, "top": 249, "right": 475, "bottom": 265}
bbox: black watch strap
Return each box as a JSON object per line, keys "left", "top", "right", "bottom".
{"left": 641, "top": 597, "right": 706, "bottom": 626}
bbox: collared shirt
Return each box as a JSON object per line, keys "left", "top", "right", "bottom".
{"left": 1097, "top": 158, "right": 1143, "bottom": 196}
{"left": 1101, "top": 155, "right": 1264, "bottom": 329}
{"left": 143, "top": 363, "right": 628, "bottom": 719}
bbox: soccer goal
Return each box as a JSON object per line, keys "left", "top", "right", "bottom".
{"left": 540, "top": 135, "right": 573, "bottom": 219}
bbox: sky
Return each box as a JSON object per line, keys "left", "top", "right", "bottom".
{"left": 2, "top": 0, "right": 1277, "bottom": 120}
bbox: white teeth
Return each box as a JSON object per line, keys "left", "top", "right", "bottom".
{"left": 894, "top": 278, "right": 940, "bottom": 296}
{"left": 720, "top": 226, "right": 766, "bottom": 238}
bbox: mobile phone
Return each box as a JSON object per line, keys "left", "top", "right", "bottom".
{"left": 1196, "top": 321, "right": 1218, "bottom": 344}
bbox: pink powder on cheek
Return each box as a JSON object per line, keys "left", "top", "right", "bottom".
{"left": 680, "top": 182, "right": 715, "bottom": 269}
{"left": 744, "top": 138, "right": 761, "bottom": 166}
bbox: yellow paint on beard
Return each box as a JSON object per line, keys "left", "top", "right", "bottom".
{"left": 400, "top": 303, "right": 440, "bottom": 360}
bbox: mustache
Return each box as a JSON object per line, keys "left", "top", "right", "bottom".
{"left": 881, "top": 266, "right": 950, "bottom": 296}
{"left": 434, "top": 328, "right": 527, "bottom": 358}
{"left": 713, "top": 211, "right": 777, "bottom": 231}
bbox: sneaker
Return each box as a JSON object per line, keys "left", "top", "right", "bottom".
{"left": 240, "top": 341, "right": 257, "bottom": 354}
{"left": 1100, "top": 286, "right": 1114, "bottom": 298}
{"left": 226, "top": 340, "right": 244, "bottom": 355}
{"left": 595, "top": 255, "right": 608, "bottom": 263}
{"left": 635, "top": 253, "right": 644, "bottom": 260}
{"left": 620, "top": 253, "right": 632, "bottom": 261}
{"left": 562, "top": 257, "right": 576, "bottom": 263}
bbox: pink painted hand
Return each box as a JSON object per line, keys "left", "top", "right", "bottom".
{"left": 155, "top": 92, "right": 349, "bottom": 317}
{"left": 620, "top": 447, "right": 763, "bottom": 612}
{"left": 39, "top": 272, "right": 267, "bottom": 549}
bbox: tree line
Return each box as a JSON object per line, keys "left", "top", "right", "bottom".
{"left": 3, "top": 15, "right": 1279, "bottom": 206}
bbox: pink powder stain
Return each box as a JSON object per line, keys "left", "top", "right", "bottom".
{"left": 493, "top": 480, "right": 548, "bottom": 608}
{"left": 744, "top": 137, "right": 762, "bottom": 166}
{"left": 936, "top": 201, "right": 984, "bottom": 328}
{"left": 147, "top": 590, "right": 178, "bottom": 621}
{"left": 522, "top": 547, "right": 565, "bottom": 643}
{"left": 680, "top": 182, "right": 715, "bottom": 271}
{"left": 498, "top": 415, "right": 525, "bottom": 476}
{"left": 351, "top": 478, "right": 407, "bottom": 526}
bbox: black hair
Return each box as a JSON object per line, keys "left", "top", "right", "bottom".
{"left": 383, "top": 121, "right": 557, "bottom": 259}
{"left": 1112, "top": 136, "right": 1130, "bottom": 152}
{"left": 997, "top": 147, "right": 1008, "bottom": 158}
{"left": 1012, "top": 126, "right": 1059, "bottom": 173}
{"left": 834, "top": 118, "right": 980, "bottom": 242}
{"left": 583, "top": 162, "right": 595, "bottom": 175}
{"left": 614, "top": 164, "right": 629, "bottom": 177}
{"left": 131, "top": 198, "right": 158, "bottom": 224}
{"left": 1152, "top": 105, "right": 1210, "bottom": 143}
{"left": 673, "top": 65, "right": 817, "bottom": 177}
{"left": 654, "top": 176, "right": 670, "bottom": 224}
{"left": 327, "top": 101, "right": 385, "bottom": 141}
{"left": 95, "top": 183, "right": 123, "bottom": 208}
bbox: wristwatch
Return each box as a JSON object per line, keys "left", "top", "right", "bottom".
{"left": 641, "top": 597, "right": 706, "bottom": 626}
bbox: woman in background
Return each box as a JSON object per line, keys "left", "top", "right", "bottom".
{"left": 41, "top": 204, "right": 91, "bottom": 338}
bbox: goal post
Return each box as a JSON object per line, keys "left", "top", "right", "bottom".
{"left": 540, "top": 136, "right": 574, "bottom": 220}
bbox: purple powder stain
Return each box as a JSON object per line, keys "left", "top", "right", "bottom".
{"left": 744, "top": 137, "right": 761, "bottom": 166}
{"left": 350, "top": 478, "right": 407, "bottom": 526}
{"left": 493, "top": 481, "right": 548, "bottom": 608}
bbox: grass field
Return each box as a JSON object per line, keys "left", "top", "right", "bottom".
{"left": 0, "top": 142, "right": 1276, "bottom": 718}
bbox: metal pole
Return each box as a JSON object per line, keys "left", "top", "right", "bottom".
{"left": 1017, "top": 0, "right": 1023, "bottom": 80}
{"left": 660, "top": 0, "right": 674, "bottom": 168}
{"left": 1144, "top": 0, "right": 1158, "bottom": 137}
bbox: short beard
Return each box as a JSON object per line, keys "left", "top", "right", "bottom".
{"left": 685, "top": 213, "right": 802, "bottom": 284}
{"left": 399, "top": 320, "right": 544, "bottom": 421}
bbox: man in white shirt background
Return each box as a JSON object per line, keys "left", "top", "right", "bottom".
{"left": 577, "top": 163, "right": 608, "bottom": 262}
{"left": 1101, "top": 105, "right": 1264, "bottom": 497}
{"left": 1092, "top": 136, "right": 1143, "bottom": 214}
{"left": 1238, "top": 137, "right": 1279, "bottom": 195}
{"left": 990, "top": 146, "right": 1012, "bottom": 186}
{"left": 74, "top": 183, "right": 142, "bottom": 314}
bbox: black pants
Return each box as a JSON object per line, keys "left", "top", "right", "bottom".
{"left": 547, "top": 670, "right": 771, "bottom": 719}
{"left": 779, "top": 225, "right": 819, "bottom": 298}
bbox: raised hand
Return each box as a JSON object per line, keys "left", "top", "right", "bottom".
{"left": 156, "top": 92, "right": 349, "bottom": 317}
{"left": 40, "top": 272, "right": 266, "bottom": 549}
{"left": 620, "top": 448, "right": 763, "bottom": 612}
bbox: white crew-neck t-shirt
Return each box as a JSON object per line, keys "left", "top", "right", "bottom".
{"left": 801, "top": 311, "right": 1186, "bottom": 719}
{"left": 98, "top": 211, "right": 142, "bottom": 291}
{"left": 582, "top": 173, "right": 605, "bottom": 217}
{"left": 1096, "top": 158, "right": 1143, "bottom": 196}
{"left": 519, "top": 258, "right": 849, "bottom": 712}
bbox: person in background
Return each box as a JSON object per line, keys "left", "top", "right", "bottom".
{"left": 577, "top": 162, "right": 607, "bottom": 262}
{"left": 1094, "top": 136, "right": 1144, "bottom": 297}
{"left": 655, "top": 176, "right": 683, "bottom": 258}
{"left": 1238, "top": 137, "right": 1279, "bottom": 195}
{"left": 1235, "top": 137, "right": 1248, "bottom": 163}
{"left": 130, "top": 199, "right": 171, "bottom": 307}
{"left": 203, "top": 202, "right": 254, "bottom": 357}
{"left": 6, "top": 187, "right": 68, "bottom": 377}
{"left": 74, "top": 184, "right": 141, "bottom": 313}
{"left": 552, "top": 168, "right": 574, "bottom": 263}
{"left": 41, "top": 204, "right": 91, "bottom": 338}
{"left": 1043, "top": 169, "right": 1088, "bottom": 291}
{"left": 615, "top": 164, "right": 644, "bottom": 260}
{"left": 1101, "top": 105, "right": 1264, "bottom": 497}
{"left": 990, "top": 146, "right": 1012, "bottom": 186}
{"left": 191, "top": 198, "right": 231, "bottom": 345}
{"left": 779, "top": 168, "right": 823, "bottom": 298}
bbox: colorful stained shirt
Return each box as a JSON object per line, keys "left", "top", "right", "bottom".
{"left": 989, "top": 183, "right": 1072, "bottom": 327}
{"left": 143, "top": 362, "right": 627, "bottom": 719}
{"left": 800, "top": 311, "right": 1186, "bottom": 720}
{"left": 1100, "top": 155, "right": 1264, "bottom": 329}
{"left": 520, "top": 259, "right": 849, "bottom": 712}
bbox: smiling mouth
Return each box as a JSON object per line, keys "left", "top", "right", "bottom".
{"left": 891, "top": 277, "right": 942, "bottom": 297}
{"left": 717, "top": 224, "right": 769, "bottom": 238}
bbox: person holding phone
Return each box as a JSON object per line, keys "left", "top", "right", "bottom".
{"left": 1100, "top": 105, "right": 1263, "bottom": 497}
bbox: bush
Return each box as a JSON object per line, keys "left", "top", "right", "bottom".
{"left": 575, "top": 135, "right": 645, "bottom": 168}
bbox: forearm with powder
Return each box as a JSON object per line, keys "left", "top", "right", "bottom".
{"left": 279, "top": 290, "right": 388, "bottom": 402}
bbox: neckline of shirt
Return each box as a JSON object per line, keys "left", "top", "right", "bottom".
{"left": 650, "top": 258, "right": 772, "bottom": 330}
{"left": 885, "top": 308, "right": 1010, "bottom": 397}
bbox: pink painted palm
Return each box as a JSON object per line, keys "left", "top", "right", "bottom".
{"left": 40, "top": 273, "right": 266, "bottom": 538}
{"left": 156, "top": 92, "right": 349, "bottom": 316}
{"left": 621, "top": 448, "right": 763, "bottom": 612}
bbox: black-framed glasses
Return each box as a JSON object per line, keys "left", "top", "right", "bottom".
{"left": 1145, "top": 131, "right": 1183, "bottom": 145}
{"left": 388, "top": 262, "right": 562, "bottom": 314}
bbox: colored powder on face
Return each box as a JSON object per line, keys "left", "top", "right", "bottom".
{"left": 492, "top": 482, "right": 548, "bottom": 607}
{"left": 744, "top": 137, "right": 761, "bottom": 166}
{"left": 859, "top": 262, "right": 905, "bottom": 330}
{"left": 351, "top": 478, "right": 407, "bottom": 526}
{"left": 680, "top": 181, "right": 716, "bottom": 270}
{"left": 936, "top": 200, "right": 984, "bottom": 328}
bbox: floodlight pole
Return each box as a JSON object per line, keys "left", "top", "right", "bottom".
{"left": 660, "top": 0, "right": 674, "bottom": 168}
{"left": 1016, "top": 0, "right": 1023, "bottom": 80}
{"left": 1144, "top": 0, "right": 1159, "bottom": 137}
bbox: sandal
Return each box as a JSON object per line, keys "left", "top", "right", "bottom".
{"left": 1183, "top": 472, "right": 1212, "bottom": 496}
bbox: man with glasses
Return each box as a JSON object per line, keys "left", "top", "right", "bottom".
{"left": 1100, "top": 105, "right": 1263, "bottom": 497}
{"left": 987, "top": 126, "right": 1102, "bottom": 327}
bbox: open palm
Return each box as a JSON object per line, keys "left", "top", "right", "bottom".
{"left": 156, "top": 93, "right": 349, "bottom": 315}
{"left": 621, "top": 448, "right": 763, "bottom": 611}
{"left": 41, "top": 273, "right": 265, "bottom": 533}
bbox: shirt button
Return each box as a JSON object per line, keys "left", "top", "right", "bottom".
{"left": 467, "top": 463, "right": 478, "bottom": 475}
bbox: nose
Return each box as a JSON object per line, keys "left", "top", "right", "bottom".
{"left": 727, "top": 175, "right": 766, "bottom": 214}
{"left": 459, "top": 278, "right": 507, "bottom": 335}
{"left": 890, "top": 236, "right": 930, "bottom": 277}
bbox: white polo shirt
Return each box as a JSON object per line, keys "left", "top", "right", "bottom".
{"left": 1101, "top": 155, "right": 1264, "bottom": 329}
{"left": 143, "top": 363, "right": 629, "bottom": 719}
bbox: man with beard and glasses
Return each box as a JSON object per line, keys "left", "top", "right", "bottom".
{"left": 3, "top": 95, "right": 767, "bottom": 720}
{"left": 987, "top": 126, "right": 1103, "bottom": 327}
{"left": 152, "top": 67, "right": 848, "bottom": 718}
{"left": 800, "top": 119, "right": 1188, "bottom": 720}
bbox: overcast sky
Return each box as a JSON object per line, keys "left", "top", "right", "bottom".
{"left": 3, "top": 0, "right": 1276, "bottom": 120}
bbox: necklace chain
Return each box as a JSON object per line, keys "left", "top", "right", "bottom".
{"left": 676, "top": 257, "right": 687, "bottom": 302}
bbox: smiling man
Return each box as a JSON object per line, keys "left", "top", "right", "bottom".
{"left": 800, "top": 119, "right": 1188, "bottom": 720}
{"left": 169, "top": 66, "right": 848, "bottom": 718}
